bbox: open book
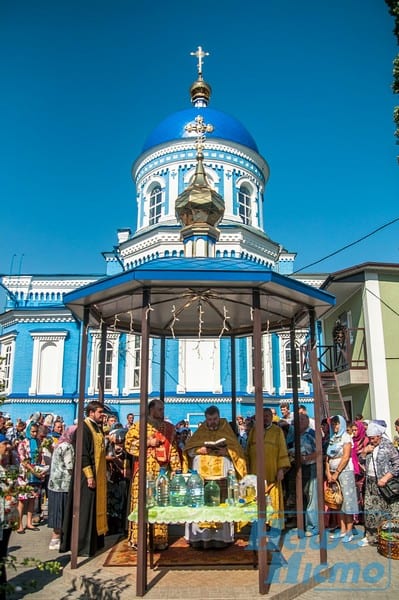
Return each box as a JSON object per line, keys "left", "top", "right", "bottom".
{"left": 204, "top": 437, "right": 227, "bottom": 448}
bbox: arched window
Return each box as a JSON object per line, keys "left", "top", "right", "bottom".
{"left": 104, "top": 341, "right": 114, "bottom": 391}
{"left": 29, "top": 331, "right": 67, "bottom": 395}
{"left": 149, "top": 185, "right": 162, "bottom": 225}
{"left": 238, "top": 184, "right": 251, "bottom": 225}
{"left": 285, "top": 344, "right": 300, "bottom": 389}
{"left": 123, "top": 334, "right": 141, "bottom": 392}
{"left": 88, "top": 333, "right": 119, "bottom": 396}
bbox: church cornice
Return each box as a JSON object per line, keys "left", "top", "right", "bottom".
{"left": 133, "top": 141, "right": 268, "bottom": 183}
{"left": 0, "top": 311, "right": 75, "bottom": 328}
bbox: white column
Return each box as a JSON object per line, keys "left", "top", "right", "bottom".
{"left": 362, "top": 273, "right": 391, "bottom": 434}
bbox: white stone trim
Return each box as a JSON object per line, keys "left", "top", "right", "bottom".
{"left": 262, "top": 334, "right": 274, "bottom": 394}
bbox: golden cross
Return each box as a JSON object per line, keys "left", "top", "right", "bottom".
{"left": 185, "top": 115, "right": 214, "bottom": 152}
{"left": 190, "top": 45, "right": 209, "bottom": 77}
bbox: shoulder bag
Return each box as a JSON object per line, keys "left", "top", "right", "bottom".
{"left": 372, "top": 454, "right": 399, "bottom": 504}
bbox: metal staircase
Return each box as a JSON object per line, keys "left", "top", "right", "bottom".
{"left": 315, "top": 370, "right": 348, "bottom": 421}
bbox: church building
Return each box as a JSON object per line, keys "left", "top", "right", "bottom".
{"left": 2, "top": 48, "right": 395, "bottom": 432}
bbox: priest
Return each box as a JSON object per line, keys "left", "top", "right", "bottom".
{"left": 183, "top": 405, "right": 247, "bottom": 549}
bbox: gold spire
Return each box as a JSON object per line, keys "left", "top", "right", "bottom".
{"left": 175, "top": 115, "right": 224, "bottom": 229}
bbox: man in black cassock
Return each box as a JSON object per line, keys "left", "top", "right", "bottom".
{"left": 61, "top": 401, "right": 108, "bottom": 556}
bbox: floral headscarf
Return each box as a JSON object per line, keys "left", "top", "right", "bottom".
{"left": 58, "top": 425, "right": 77, "bottom": 445}
{"left": 351, "top": 420, "right": 368, "bottom": 474}
{"left": 353, "top": 420, "right": 367, "bottom": 450}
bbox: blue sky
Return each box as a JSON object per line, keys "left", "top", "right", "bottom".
{"left": 0, "top": 0, "right": 398, "bottom": 278}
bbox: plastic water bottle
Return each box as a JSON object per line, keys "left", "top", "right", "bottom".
{"left": 204, "top": 480, "right": 220, "bottom": 506}
{"left": 227, "top": 468, "right": 237, "bottom": 505}
{"left": 186, "top": 470, "right": 204, "bottom": 507}
{"left": 156, "top": 467, "right": 170, "bottom": 506}
{"left": 146, "top": 474, "right": 156, "bottom": 507}
{"left": 266, "top": 494, "right": 274, "bottom": 522}
{"left": 170, "top": 470, "right": 187, "bottom": 507}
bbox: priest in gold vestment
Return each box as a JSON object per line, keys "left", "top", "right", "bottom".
{"left": 184, "top": 405, "right": 247, "bottom": 548}
{"left": 246, "top": 407, "right": 291, "bottom": 531}
{"left": 124, "top": 398, "right": 181, "bottom": 550}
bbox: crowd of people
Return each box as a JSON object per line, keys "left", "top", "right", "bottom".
{"left": 0, "top": 402, "right": 398, "bottom": 587}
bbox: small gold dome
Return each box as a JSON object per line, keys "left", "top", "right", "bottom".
{"left": 190, "top": 77, "right": 212, "bottom": 106}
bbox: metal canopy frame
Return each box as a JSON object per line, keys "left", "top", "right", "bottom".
{"left": 64, "top": 257, "right": 335, "bottom": 595}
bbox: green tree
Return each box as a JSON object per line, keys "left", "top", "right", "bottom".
{"left": 385, "top": 0, "right": 399, "bottom": 154}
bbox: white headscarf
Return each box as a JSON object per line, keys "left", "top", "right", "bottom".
{"left": 366, "top": 422, "right": 386, "bottom": 437}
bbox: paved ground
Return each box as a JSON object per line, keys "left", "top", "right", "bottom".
{"left": 5, "top": 522, "right": 399, "bottom": 599}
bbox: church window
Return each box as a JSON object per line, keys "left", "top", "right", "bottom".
{"left": 238, "top": 185, "right": 251, "bottom": 225}
{"left": 29, "top": 331, "right": 67, "bottom": 396}
{"left": 246, "top": 334, "right": 273, "bottom": 393}
{"left": 88, "top": 333, "right": 119, "bottom": 396}
{"left": 284, "top": 344, "right": 300, "bottom": 390}
{"left": 0, "top": 334, "right": 16, "bottom": 394}
{"left": 104, "top": 342, "right": 113, "bottom": 391}
{"left": 3, "top": 345, "right": 12, "bottom": 389}
{"left": 122, "top": 334, "right": 143, "bottom": 394}
{"left": 149, "top": 185, "right": 162, "bottom": 225}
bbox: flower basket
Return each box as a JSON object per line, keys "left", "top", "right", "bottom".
{"left": 377, "top": 519, "right": 399, "bottom": 560}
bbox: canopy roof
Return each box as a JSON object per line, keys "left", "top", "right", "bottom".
{"left": 64, "top": 258, "right": 335, "bottom": 337}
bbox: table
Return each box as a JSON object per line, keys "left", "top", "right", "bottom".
{"left": 128, "top": 502, "right": 258, "bottom": 525}
{"left": 128, "top": 502, "right": 263, "bottom": 568}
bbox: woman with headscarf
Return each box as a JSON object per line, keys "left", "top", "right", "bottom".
{"left": 351, "top": 420, "right": 368, "bottom": 523}
{"left": 357, "top": 421, "right": 399, "bottom": 547}
{"left": 47, "top": 425, "right": 77, "bottom": 550}
{"left": 0, "top": 434, "right": 19, "bottom": 600}
{"left": 325, "top": 415, "right": 358, "bottom": 543}
{"left": 16, "top": 422, "right": 46, "bottom": 533}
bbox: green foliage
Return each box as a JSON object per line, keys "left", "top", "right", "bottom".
{"left": 1, "top": 556, "right": 62, "bottom": 595}
{"left": 385, "top": 1, "right": 399, "bottom": 146}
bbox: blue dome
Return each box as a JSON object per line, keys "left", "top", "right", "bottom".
{"left": 142, "top": 107, "right": 258, "bottom": 153}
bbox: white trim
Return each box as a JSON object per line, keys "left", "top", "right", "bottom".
{"left": 262, "top": 334, "right": 274, "bottom": 394}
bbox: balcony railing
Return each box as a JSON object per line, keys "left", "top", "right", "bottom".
{"left": 301, "top": 327, "right": 367, "bottom": 379}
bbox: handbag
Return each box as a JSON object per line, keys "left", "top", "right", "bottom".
{"left": 324, "top": 480, "right": 343, "bottom": 510}
{"left": 378, "top": 479, "right": 399, "bottom": 504}
{"left": 372, "top": 454, "right": 399, "bottom": 504}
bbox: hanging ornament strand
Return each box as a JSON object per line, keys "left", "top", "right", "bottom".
{"left": 218, "top": 305, "right": 230, "bottom": 338}
{"left": 145, "top": 303, "right": 154, "bottom": 320}
{"left": 112, "top": 314, "right": 120, "bottom": 330}
{"left": 198, "top": 300, "right": 204, "bottom": 339}
{"left": 128, "top": 310, "right": 134, "bottom": 333}
{"left": 170, "top": 304, "right": 180, "bottom": 339}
